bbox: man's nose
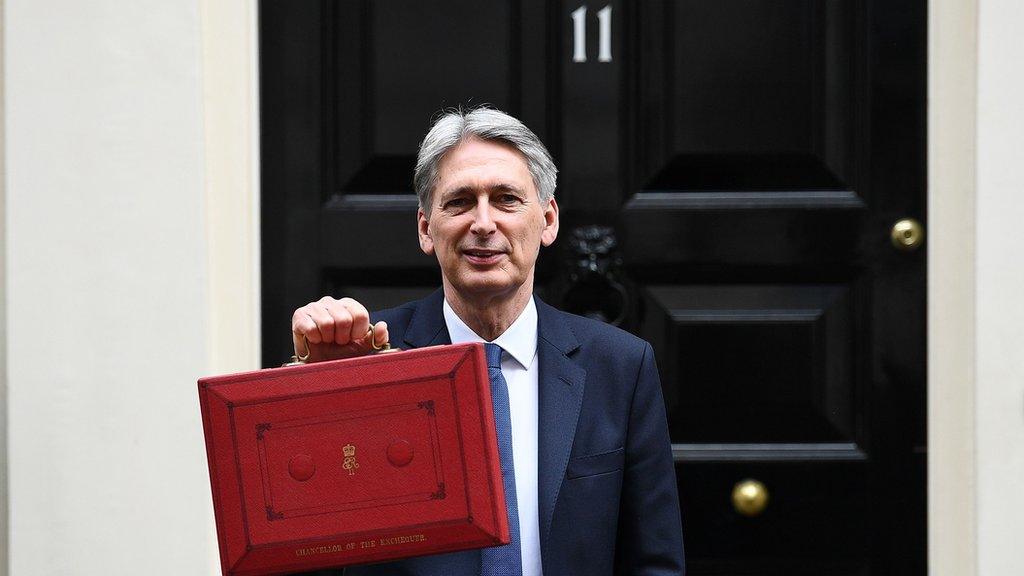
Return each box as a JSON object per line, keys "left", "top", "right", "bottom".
{"left": 469, "top": 197, "right": 497, "bottom": 236}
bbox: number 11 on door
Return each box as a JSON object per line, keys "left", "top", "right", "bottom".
{"left": 572, "top": 5, "right": 613, "bottom": 63}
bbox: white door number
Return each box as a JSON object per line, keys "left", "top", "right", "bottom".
{"left": 571, "top": 4, "right": 613, "bottom": 63}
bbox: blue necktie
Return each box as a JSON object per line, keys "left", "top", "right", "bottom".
{"left": 481, "top": 343, "right": 523, "bottom": 576}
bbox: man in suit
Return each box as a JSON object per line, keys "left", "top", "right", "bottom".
{"left": 291, "top": 107, "right": 684, "bottom": 575}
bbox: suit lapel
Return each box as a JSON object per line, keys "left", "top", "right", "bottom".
{"left": 403, "top": 288, "right": 451, "bottom": 349}
{"left": 535, "top": 299, "right": 585, "bottom": 566}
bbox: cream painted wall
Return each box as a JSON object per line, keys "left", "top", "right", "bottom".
{"left": 201, "top": 0, "right": 260, "bottom": 379}
{"left": 974, "top": 1, "right": 1024, "bottom": 574}
{"left": 928, "top": 0, "right": 978, "bottom": 574}
{"left": 198, "top": 0, "right": 261, "bottom": 571}
{"left": 5, "top": 0, "right": 209, "bottom": 572}
{"left": 0, "top": 0, "right": 8, "bottom": 572}
{"left": 3, "top": 0, "right": 258, "bottom": 574}
{"left": 930, "top": 0, "right": 1024, "bottom": 575}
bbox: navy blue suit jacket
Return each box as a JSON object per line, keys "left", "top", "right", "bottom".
{"left": 343, "top": 289, "right": 684, "bottom": 576}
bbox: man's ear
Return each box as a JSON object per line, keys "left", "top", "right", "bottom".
{"left": 417, "top": 208, "right": 435, "bottom": 255}
{"left": 540, "top": 197, "right": 560, "bottom": 247}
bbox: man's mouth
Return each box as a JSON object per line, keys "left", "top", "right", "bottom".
{"left": 462, "top": 249, "right": 505, "bottom": 265}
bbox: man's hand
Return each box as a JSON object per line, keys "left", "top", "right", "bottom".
{"left": 290, "top": 297, "right": 390, "bottom": 362}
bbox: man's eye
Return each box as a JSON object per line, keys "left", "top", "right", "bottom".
{"left": 443, "top": 197, "right": 469, "bottom": 209}
{"left": 497, "top": 194, "right": 520, "bottom": 204}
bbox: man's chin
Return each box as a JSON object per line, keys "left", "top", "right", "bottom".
{"left": 447, "top": 274, "right": 523, "bottom": 300}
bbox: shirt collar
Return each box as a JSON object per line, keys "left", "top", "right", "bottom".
{"left": 442, "top": 296, "right": 538, "bottom": 370}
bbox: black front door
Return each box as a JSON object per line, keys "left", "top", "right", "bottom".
{"left": 260, "top": 1, "right": 926, "bottom": 573}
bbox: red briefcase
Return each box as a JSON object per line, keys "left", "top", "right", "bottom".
{"left": 198, "top": 343, "right": 509, "bottom": 576}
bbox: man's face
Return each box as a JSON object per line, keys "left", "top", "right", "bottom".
{"left": 418, "top": 137, "right": 559, "bottom": 301}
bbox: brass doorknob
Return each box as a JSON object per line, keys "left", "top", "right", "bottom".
{"left": 732, "top": 479, "right": 769, "bottom": 517}
{"left": 891, "top": 218, "right": 924, "bottom": 251}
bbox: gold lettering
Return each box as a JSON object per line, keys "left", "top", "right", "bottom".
{"left": 378, "top": 534, "right": 426, "bottom": 546}
{"left": 294, "top": 544, "right": 345, "bottom": 557}
{"left": 293, "top": 535, "right": 425, "bottom": 557}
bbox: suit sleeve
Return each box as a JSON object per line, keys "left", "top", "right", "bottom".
{"left": 614, "top": 342, "right": 685, "bottom": 576}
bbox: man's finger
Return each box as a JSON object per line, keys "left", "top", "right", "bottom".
{"left": 341, "top": 298, "right": 371, "bottom": 346}
{"left": 310, "top": 304, "right": 336, "bottom": 345}
{"left": 329, "top": 305, "right": 354, "bottom": 345}
{"left": 290, "top": 308, "right": 319, "bottom": 357}
{"left": 291, "top": 308, "right": 321, "bottom": 344}
{"left": 303, "top": 304, "right": 333, "bottom": 345}
{"left": 291, "top": 330, "right": 310, "bottom": 358}
{"left": 323, "top": 301, "right": 353, "bottom": 346}
{"left": 371, "top": 321, "right": 390, "bottom": 349}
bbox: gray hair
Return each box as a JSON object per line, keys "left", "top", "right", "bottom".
{"left": 414, "top": 107, "right": 557, "bottom": 213}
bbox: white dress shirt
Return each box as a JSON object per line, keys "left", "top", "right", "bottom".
{"left": 442, "top": 296, "right": 542, "bottom": 576}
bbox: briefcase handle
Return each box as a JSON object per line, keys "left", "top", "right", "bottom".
{"left": 285, "top": 324, "right": 397, "bottom": 367}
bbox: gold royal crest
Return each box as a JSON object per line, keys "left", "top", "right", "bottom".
{"left": 342, "top": 443, "right": 359, "bottom": 475}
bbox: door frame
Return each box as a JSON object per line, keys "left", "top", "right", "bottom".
{"left": 927, "top": 0, "right": 977, "bottom": 574}
{"left": 181, "top": 0, "right": 991, "bottom": 574}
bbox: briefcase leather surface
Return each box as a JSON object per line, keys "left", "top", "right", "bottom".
{"left": 198, "top": 343, "right": 508, "bottom": 576}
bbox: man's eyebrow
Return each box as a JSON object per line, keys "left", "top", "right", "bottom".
{"left": 438, "top": 186, "right": 474, "bottom": 202}
{"left": 438, "top": 183, "right": 524, "bottom": 201}
{"left": 490, "top": 183, "right": 524, "bottom": 194}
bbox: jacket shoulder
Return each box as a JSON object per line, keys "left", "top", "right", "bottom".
{"left": 370, "top": 300, "right": 418, "bottom": 327}
{"left": 548, "top": 307, "right": 650, "bottom": 358}
{"left": 369, "top": 301, "right": 419, "bottom": 343}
